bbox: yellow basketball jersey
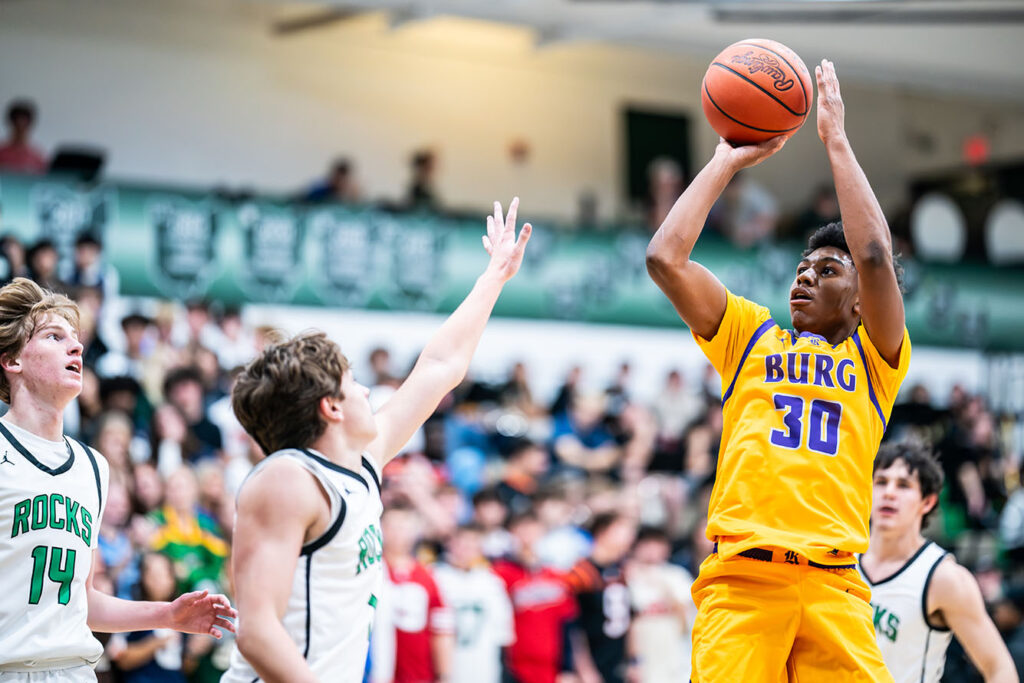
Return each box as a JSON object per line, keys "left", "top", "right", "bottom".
{"left": 695, "top": 290, "right": 911, "bottom": 565}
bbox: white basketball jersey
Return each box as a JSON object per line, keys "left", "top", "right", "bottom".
{"left": 223, "top": 449, "right": 384, "bottom": 683}
{"left": 0, "top": 419, "right": 109, "bottom": 671}
{"left": 433, "top": 564, "right": 515, "bottom": 683}
{"left": 857, "top": 541, "right": 953, "bottom": 683}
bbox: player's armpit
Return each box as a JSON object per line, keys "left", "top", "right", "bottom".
{"left": 929, "top": 560, "right": 1019, "bottom": 683}
{"left": 232, "top": 460, "right": 326, "bottom": 683}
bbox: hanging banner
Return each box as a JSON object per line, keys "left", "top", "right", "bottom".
{"left": 0, "top": 173, "right": 1021, "bottom": 351}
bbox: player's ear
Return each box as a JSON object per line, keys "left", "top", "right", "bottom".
{"left": 921, "top": 492, "right": 938, "bottom": 516}
{"left": 0, "top": 353, "right": 22, "bottom": 375}
{"left": 318, "top": 395, "right": 342, "bottom": 422}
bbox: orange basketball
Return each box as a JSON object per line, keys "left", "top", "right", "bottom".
{"left": 701, "top": 39, "right": 813, "bottom": 145}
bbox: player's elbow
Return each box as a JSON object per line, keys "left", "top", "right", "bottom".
{"left": 645, "top": 243, "right": 685, "bottom": 282}
{"left": 235, "top": 620, "right": 265, "bottom": 663}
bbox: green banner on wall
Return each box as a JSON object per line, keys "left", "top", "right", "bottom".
{"left": 0, "top": 173, "right": 1021, "bottom": 351}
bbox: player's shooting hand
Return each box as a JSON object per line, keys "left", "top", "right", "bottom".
{"left": 482, "top": 197, "right": 532, "bottom": 283}
{"left": 167, "top": 589, "right": 238, "bottom": 639}
{"left": 816, "top": 59, "right": 847, "bottom": 146}
{"left": 713, "top": 135, "right": 787, "bottom": 173}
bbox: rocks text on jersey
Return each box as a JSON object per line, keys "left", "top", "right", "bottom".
{"left": 11, "top": 493, "right": 94, "bottom": 545}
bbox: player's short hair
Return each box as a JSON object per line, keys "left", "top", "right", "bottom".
{"left": 0, "top": 277, "right": 80, "bottom": 403}
{"left": 232, "top": 331, "right": 349, "bottom": 455}
{"left": 804, "top": 221, "right": 905, "bottom": 293}
{"left": 874, "top": 442, "right": 944, "bottom": 527}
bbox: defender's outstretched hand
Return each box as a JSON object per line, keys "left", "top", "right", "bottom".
{"left": 816, "top": 59, "right": 847, "bottom": 145}
{"left": 713, "top": 135, "right": 787, "bottom": 173}
{"left": 167, "top": 589, "right": 237, "bottom": 638}
{"left": 483, "top": 197, "right": 531, "bottom": 282}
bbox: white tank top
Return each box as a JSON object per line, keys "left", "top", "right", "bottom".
{"left": 0, "top": 419, "right": 109, "bottom": 671}
{"left": 223, "top": 448, "right": 384, "bottom": 683}
{"left": 857, "top": 541, "right": 953, "bottom": 683}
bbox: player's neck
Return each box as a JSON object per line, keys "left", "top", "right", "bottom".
{"left": 307, "top": 427, "right": 365, "bottom": 472}
{"left": 3, "top": 396, "right": 66, "bottom": 442}
{"left": 798, "top": 318, "right": 859, "bottom": 346}
{"left": 867, "top": 527, "right": 926, "bottom": 565}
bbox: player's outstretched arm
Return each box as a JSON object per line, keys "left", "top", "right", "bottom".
{"left": 230, "top": 460, "right": 326, "bottom": 683}
{"left": 367, "top": 197, "right": 531, "bottom": 466}
{"left": 86, "top": 556, "right": 236, "bottom": 636}
{"left": 929, "top": 559, "right": 1019, "bottom": 683}
{"left": 646, "top": 136, "right": 786, "bottom": 340}
{"left": 817, "top": 59, "right": 905, "bottom": 366}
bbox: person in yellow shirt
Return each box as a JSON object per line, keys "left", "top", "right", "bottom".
{"left": 647, "top": 60, "right": 906, "bottom": 682}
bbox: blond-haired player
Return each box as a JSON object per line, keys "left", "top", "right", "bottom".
{"left": 0, "top": 277, "right": 236, "bottom": 682}
{"left": 647, "top": 60, "right": 904, "bottom": 681}
{"left": 223, "top": 198, "right": 531, "bottom": 683}
{"left": 859, "top": 444, "right": 1018, "bottom": 683}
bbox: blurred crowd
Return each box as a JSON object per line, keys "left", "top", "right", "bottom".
{"left": 2, "top": 96, "right": 1023, "bottom": 683}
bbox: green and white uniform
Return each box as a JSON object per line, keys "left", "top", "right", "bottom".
{"left": 222, "top": 448, "right": 384, "bottom": 683}
{"left": 0, "top": 419, "right": 108, "bottom": 679}
{"left": 858, "top": 541, "right": 953, "bottom": 683}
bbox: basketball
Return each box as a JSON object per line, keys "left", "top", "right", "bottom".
{"left": 701, "top": 39, "right": 813, "bottom": 145}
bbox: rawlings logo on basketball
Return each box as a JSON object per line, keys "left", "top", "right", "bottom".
{"left": 730, "top": 51, "right": 795, "bottom": 91}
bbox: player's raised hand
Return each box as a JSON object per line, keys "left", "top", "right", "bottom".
{"left": 714, "top": 134, "right": 787, "bottom": 173}
{"left": 482, "top": 196, "right": 532, "bottom": 283}
{"left": 816, "top": 59, "right": 847, "bottom": 145}
{"left": 167, "top": 589, "right": 238, "bottom": 638}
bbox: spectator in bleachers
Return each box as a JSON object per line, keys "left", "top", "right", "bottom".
{"left": 96, "top": 312, "right": 152, "bottom": 380}
{"left": 149, "top": 467, "right": 228, "bottom": 594}
{"left": 211, "top": 306, "right": 253, "bottom": 373}
{"left": 406, "top": 148, "right": 441, "bottom": 212}
{"left": 551, "top": 393, "right": 622, "bottom": 478}
{"left": 564, "top": 512, "right": 637, "bottom": 683}
{"left": 433, "top": 524, "right": 515, "bottom": 683}
{"left": 162, "top": 366, "right": 223, "bottom": 461}
{"left": 534, "top": 486, "right": 591, "bottom": 571}
{"left": 626, "top": 525, "right": 696, "bottom": 683}
{"left": 492, "top": 511, "right": 578, "bottom": 683}
{"left": 382, "top": 504, "right": 454, "bottom": 683}
{"left": 646, "top": 156, "right": 686, "bottom": 234}
{"left": 68, "top": 232, "right": 119, "bottom": 300}
{"left": 98, "top": 479, "right": 140, "bottom": 600}
{"left": 26, "top": 238, "right": 64, "bottom": 292}
{"left": 707, "top": 170, "right": 779, "bottom": 248}
{"left": 108, "top": 553, "right": 187, "bottom": 683}
{"left": 496, "top": 439, "right": 548, "bottom": 516}
{"left": 0, "top": 99, "right": 47, "bottom": 174}
{"left": 0, "top": 233, "right": 29, "bottom": 281}
{"left": 471, "top": 488, "right": 514, "bottom": 561}
{"left": 305, "top": 157, "right": 362, "bottom": 204}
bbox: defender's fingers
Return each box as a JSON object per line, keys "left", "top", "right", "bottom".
{"left": 493, "top": 201, "right": 504, "bottom": 231}
{"left": 486, "top": 215, "right": 495, "bottom": 242}
{"left": 505, "top": 196, "right": 520, "bottom": 233}
{"left": 516, "top": 222, "right": 533, "bottom": 250}
{"left": 482, "top": 235, "right": 493, "bottom": 254}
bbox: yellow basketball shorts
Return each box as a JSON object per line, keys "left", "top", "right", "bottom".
{"left": 690, "top": 550, "right": 894, "bottom": 683}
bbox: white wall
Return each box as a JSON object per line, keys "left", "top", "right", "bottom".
{"left": 2, "top": 0, "right": 1024, "bottom": 223}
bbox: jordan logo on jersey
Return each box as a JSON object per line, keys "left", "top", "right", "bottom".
{"left": 872, "top": 603, "right": 900, "bottom": 642}
{"left": 10, "top": 493, "right": 94, "bottom": 545}
{"left": 356, "top": 523, "right": 382, "bottom": 575}
{"left": 1, "top": 451, "right": 13, "bottom": 466}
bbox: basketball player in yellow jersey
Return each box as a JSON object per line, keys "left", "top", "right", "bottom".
{"left": 647, "top": 60, "right": 904, "bottom": 682}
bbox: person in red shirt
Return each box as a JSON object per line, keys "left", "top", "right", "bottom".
{"left": 0, "top": 100, "right": 47, "bottom": 174}
{"left": 382, "top": 505, "right": 454, "bottom": 683}
{"left": 492, "top": 511, "right": 578, "bottom": 683}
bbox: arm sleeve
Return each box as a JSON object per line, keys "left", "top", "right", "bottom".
{"left": 691, "top": 290, "right": 772, "bottom": 393}
{"left": 857, "top": 325, "right": 912, "bottom": 410}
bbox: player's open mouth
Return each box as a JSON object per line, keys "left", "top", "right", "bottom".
{"left": 790, "top": 288, "right": 813, "bottom": 305}
{"left": 878, "top": 505, "right": 897, "bottom": 515}
{"left": 66, "top": 362, "right": 82, "bottom": 375}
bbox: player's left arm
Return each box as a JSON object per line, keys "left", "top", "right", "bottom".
{"left": 929, "top": 558, "right": 1019, "bottom": 683}
{"left": 817, "top": 58, "right": 905, "bottom": 367}
{"left": 86, "top": 550, "right": 237, "bottom": 636}
{"left": 367, "top": 198, "right": 531, "bottom": 467}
